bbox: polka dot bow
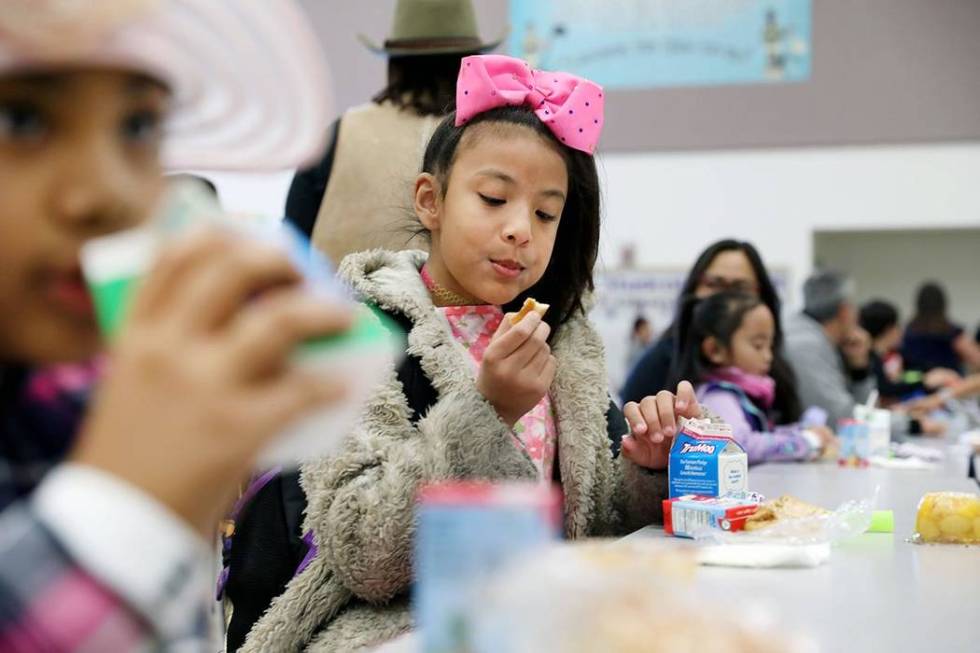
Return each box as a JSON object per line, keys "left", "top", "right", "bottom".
{"left": 455, "top": 54, "right": 604, "bottom": 154}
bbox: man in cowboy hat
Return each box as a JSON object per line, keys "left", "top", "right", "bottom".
{"left": 285, "top": 0, "right": 505, "bottom": 264}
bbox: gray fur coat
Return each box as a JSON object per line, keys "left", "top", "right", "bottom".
{"left": 242, "top": 250, "right": 673, "bottom": 652}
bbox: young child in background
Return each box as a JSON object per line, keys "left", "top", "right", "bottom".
{"left": 0, "top": 1, "right": 350, "bottom": 649}
{"left": 859, "top": 299, "right": 927, "bottom": 404}
{"left": 673, "top": 291, "right": 836, "bottom": 465}
{"left": 241, "top": 55, "right": 707, "bottom": 652}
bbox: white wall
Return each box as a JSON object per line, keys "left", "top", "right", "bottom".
{"left": 199, "top": 143, "right": 980, "bottom": 295}
{"left": 595, "top": 141, "right": 980, "bottom": 310}
{"left": 188, "top": 170, "right": 295, "bottom": 219}
{"left": 193, "top": 142, "right": 980, "bottom": 390}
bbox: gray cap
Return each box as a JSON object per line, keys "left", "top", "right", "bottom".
{"left": 803, "top": 270, "right": 855, "bottom": 322}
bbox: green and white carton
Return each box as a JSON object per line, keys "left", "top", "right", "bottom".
{"left": 80, "top": 180, "right": 404, "bottom": 468}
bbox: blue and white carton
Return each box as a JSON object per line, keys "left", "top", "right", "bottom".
{"left": 668, "top": 419, "right": 748, "bottom": 498}
{"left": 414, "top": 482, "right": 561, "bottom": 653}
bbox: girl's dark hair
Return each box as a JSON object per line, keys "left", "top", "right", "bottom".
{"left": 859, "top": 299, "right": 899, "bottom": 339}
{"left": 671, "top": 291, "right": 764, "bottom": 391}
{"left": 373, "top": 53, "right": 475, "bottom": 116}
{"left": 908, "top": 282, "right": 952, "bottom": 334}
{"left": 420, "top": 105, "right": 601, "bottom": 337}
{"left": 670, "top": 239, "right": 801, "bottom": 422}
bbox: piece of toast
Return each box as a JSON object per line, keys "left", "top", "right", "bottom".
{"left": 511, "top": 297, "right": 550, "bottom": 325}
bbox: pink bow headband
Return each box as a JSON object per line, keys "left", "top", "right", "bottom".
{"left": 455, "top": 54, "right": 604, "bottom": 154}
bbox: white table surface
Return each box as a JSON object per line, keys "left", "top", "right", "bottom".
{"left": 374, "top": 446, "right": 979, "bottom": 653}
{"left": 626, "top": 460, "right": 980, "bottom": 652}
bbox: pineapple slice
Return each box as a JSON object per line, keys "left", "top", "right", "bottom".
{"left": 914, "top": 492, "right": 980, "bottom": 544}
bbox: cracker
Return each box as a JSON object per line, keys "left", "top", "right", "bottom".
{"left": 743, "top": 495, "right": 828, "bottom": 531}
{"left": 511, "top": 297, "right": 549, "bottom": 325}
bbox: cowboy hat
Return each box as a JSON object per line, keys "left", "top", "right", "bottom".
{"left": 0, "top": 0, "right": 333, "bottom": 171}
{"left": 358, "top": 0, "right": 506, "bottom": 56}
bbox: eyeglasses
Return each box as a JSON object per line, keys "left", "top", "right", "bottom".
{"left": 699, "top": 275, "right": 759, "bottom": 295}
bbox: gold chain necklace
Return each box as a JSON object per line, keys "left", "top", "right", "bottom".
{"left": 430, "top": 284, "right": 480, "bottom": 307}
{"left": 421, "top": 264, "right": 484, "bottom": 307}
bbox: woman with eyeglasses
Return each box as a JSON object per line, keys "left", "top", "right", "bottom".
{"left": 621, "top": 239, "right": 803, "bottom": 426}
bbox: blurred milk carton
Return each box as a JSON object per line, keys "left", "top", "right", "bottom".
{"left": 853, "top": 405, "right": 891, "bottom": 459}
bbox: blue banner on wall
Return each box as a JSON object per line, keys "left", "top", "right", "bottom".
{"left": 508, "top": 0, "right": 811, "bottom": 89}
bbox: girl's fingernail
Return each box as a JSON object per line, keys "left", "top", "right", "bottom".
{"left": 653, "top": 432, "right": 663, "bottom": 443}
{"left": 664, "top": 425, "right": 675, "bottom": 436}
{"left": 677, "top": 400, "right": 687, "bottom": 409}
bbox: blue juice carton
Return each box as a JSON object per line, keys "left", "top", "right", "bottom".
{"left": 414, "top": 482, "right": 561, "bottom": 653}
{"left": 668, "top": 419, "right": 747, "bottom": 498}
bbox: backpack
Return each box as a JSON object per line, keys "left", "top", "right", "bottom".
{"left": 221, "top": 307, "right": 436, "bottom": 652}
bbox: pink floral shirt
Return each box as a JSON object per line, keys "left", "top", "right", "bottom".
{"left": 422, "top": 274, "right": 558, "bottom": 481}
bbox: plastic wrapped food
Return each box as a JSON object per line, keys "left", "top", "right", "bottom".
{"left": 468, "top": 540, "right": 814, "bottom": 653}
{"left": 687, "top": 494, "right": 873, "bottom": 569}
{"left": 694, "top": 494, "right": 871, "bottom": 546}
{"left": 913, "top": 491, "right": 980, "bottom": 544}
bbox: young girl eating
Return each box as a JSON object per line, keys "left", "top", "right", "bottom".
{"left": 673, "top": 291, "right": 836, "bottom": 465}
{"left": 0, "top": 1, "right": 349, "bottom": 649}
{"left": 243, "top": 54, "right": 706, "bottom": 652}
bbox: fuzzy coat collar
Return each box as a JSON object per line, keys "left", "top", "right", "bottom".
{"left": 338, "top": 249, "right": 618, "bottom": 537}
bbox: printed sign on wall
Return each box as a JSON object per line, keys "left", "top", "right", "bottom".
{"left": 509, "top": 0, "right": 811, "bottom": 89}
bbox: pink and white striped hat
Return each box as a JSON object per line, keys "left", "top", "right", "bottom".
{"left": 0, "top": 0, "right": 333, "bottom": 171}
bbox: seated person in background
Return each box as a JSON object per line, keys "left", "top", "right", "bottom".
{"left": 674, "top": 292, "right": 835, "bottom": 465}
{"left": 784, "top": 271, "right": 875, "bottom": 426}
{"left": 902, "top": 282, "right": 980, "bottom": 375}
{"left": 860, "top": 299, "right": 922, "bottom": 404}
{"left": 621, "top": 239, "right": 801, "bottom": 428}
{"left": 860, "top": 299, "right": 961, "bottom": 405}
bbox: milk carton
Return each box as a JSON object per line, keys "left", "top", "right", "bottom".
{"left": 668, "top": 419, "right": 748, "bottom": 498}
{"left": 80, "top": 180, "right": 404, "bottom": 469}
{"left": 853, "top": 405, "right": 891, "bottom": 459}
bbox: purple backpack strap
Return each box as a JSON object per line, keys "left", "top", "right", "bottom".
{"left": 215, "top": 466, "right": 282, "bottom": 600}
{"left": 294, "top": 530, "right": 318, "bottom": 577}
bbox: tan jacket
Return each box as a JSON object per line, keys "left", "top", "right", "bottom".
{"left": 310, "top": 103, "right": 439, "bottom": 264}
{"left": 243, "top": 250, "right": 683, "bottom": 653}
